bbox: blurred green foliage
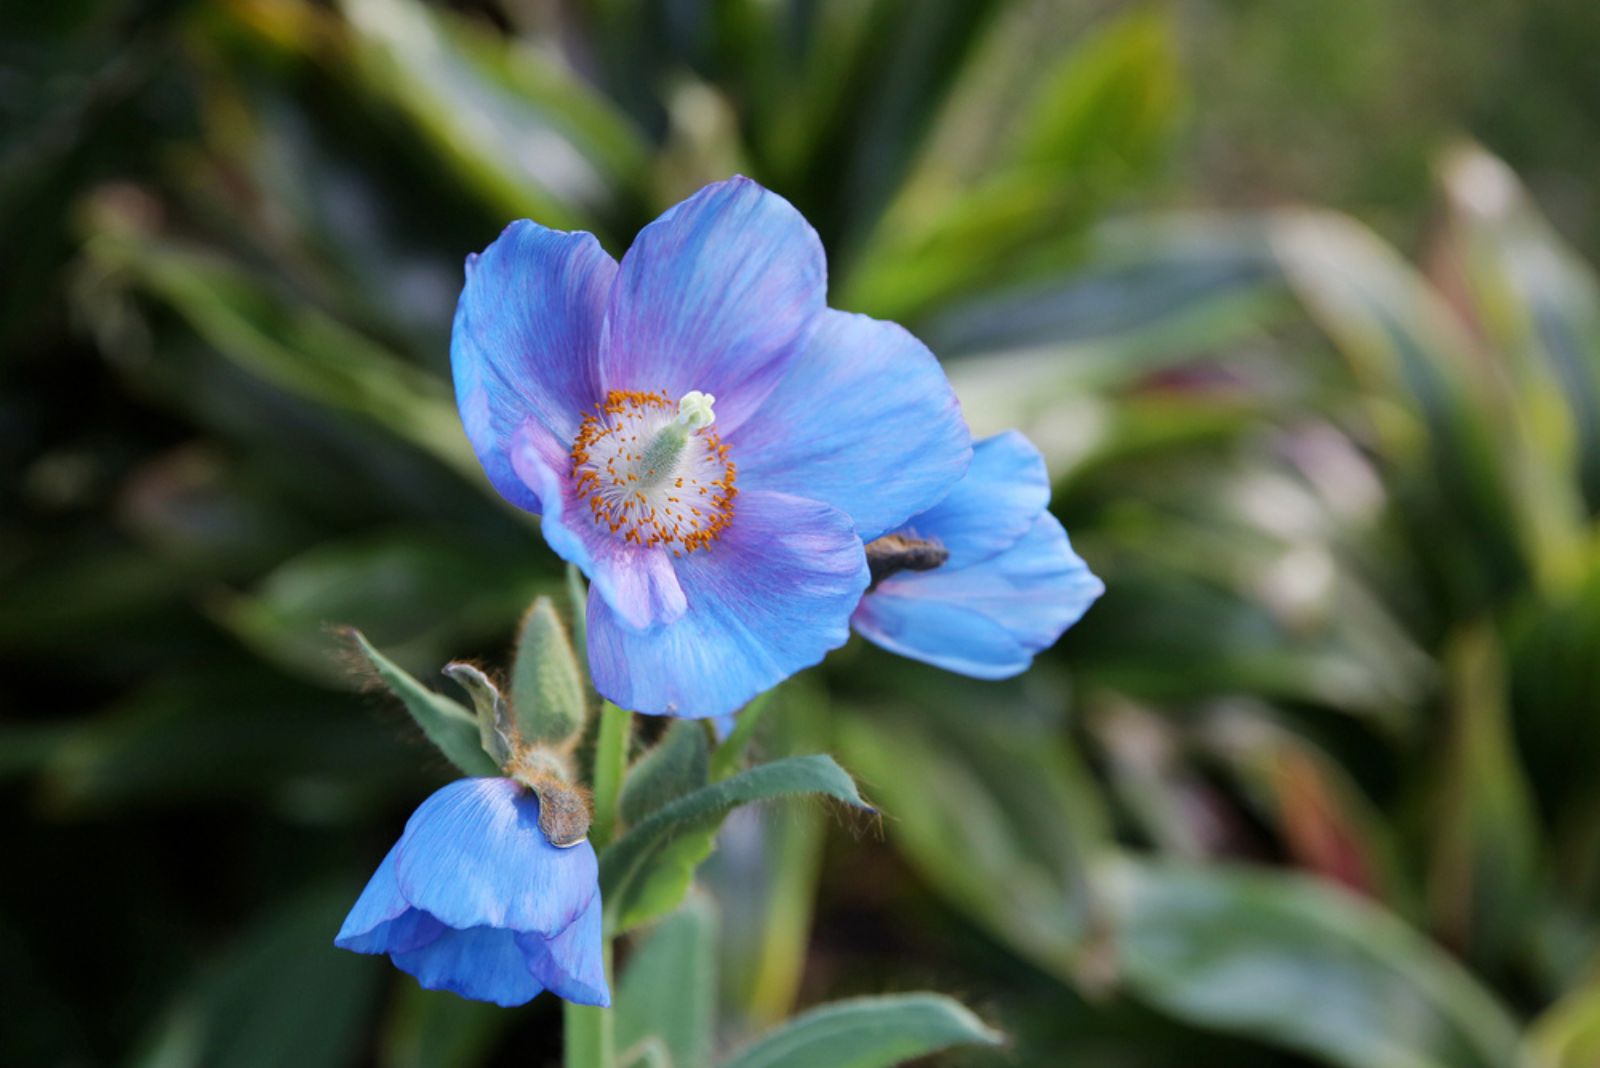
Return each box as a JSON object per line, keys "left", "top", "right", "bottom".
{"left": 4, "top": 0, "right": 1600, "bottom": 1066}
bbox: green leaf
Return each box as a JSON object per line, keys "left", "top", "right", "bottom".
{"left": 616, "top": 896, "right": 717, "bottom": 1068}
{"left": 441, "top": 662, "right": 513, "bottom": 767}
{"left": 510, "top": 596, "right": 586, "bottom": 746}
{"left": 600, "top": 755, "right": 870, "bottom": 933}
{"left": 1102, "top": 858, "right": 1522, "bottom": 1068}
{"left": 1438, "top": 145, "right": 1600, "bottom": 512}
{"left": 338, "top": 0, "right": 645, "bottom": 229}
{"left": 718, "top": 993, "right": 1002, "bottom": 1068}
{"left": 1524, "top": 981, "right": 1600, "bottom": 1068}
{"left": 378, "top": 985, "right": 507, "bottom": 1068}
{"left": 836, "top": 704, "right": 1109, "bottom": 985}
{"left": 348, "top": 630, "right": 497, "bottom": 777}
{"left": 1429, "top": 622, "right": 1539, "bottom": 966}
{"left": 129, "top": 886, "right": 381, "bottom": 1068}
{"left": 620, "top": 720, "right": 710, "bottom": 826}
{"left": 1273, "top": 208, "right": 1585, "bottom": 602}
{"left": 843, "top": 9, "right": 1184, "bottom": 320}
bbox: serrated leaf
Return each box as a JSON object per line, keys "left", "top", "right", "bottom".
{"left": 619, "top": 721, "right": 710, "bottom": 826}
{"left": 510, "top": 596, "right": 586, "bottom": 746}
{"left": 616, "top": 896, "right": 717, "bottom": 1068}
{"left": 349, "top": 631, "right": 497, "bottom": 777}
{"left": 718, "top": 993, "right": 1001, "bottom": 1068}
{"left": 1102, "top": 858, "right": 1522, "bottom": 1068}
{"left": 600, "top": 755, "right": 869, "bottom": 932}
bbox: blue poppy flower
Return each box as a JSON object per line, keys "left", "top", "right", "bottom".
{"left": 853, "top": 431, "right": 1103, "bottom": 678}
{"left": 452, "top": 176, "right": 970, "bottom": 717}
{"left": 335, "top": 778, "right": 607, "bottom": 1007}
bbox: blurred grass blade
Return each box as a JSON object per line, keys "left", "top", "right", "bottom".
{"left": 1438, "top": 144, "right": 1600, "bottom": 512}
{"left": 836, "top": 704, "right": 1110, "bottom": 986}
{"left": 129, "top": 886, "right": 381, "bottom": 1068}
{"left": 338, "top": 0, "right": 646, "bottom": 229}
{"left": 87, "top": 235, "right": 479, "bottom": 480}
{"left": 1273, "top": 208, "right": 1586, "bottom": 599}
{"left": 718, "top": 993, "right": 1002, "bottom": 1068}
{"left": 1522, "top": 982, "right": 1600, "bottom": 1068}
{"left": 1428, "top": 622, "right": 1539, "bottom": 966}
{"left": 1102, "top": 858, "right": 1522, "bottom": 1068}
{"left": 844, "top": 9, "right": 1183, "bottom": 319}
{"left": 378, "top": 986, "right": 506, "bottom": 1068}
{"left": 616, "top": 895, "right": 718, "bottom": 1068}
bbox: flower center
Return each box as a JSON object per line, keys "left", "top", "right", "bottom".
{"left": 570, "top": 390, "right": 737, "bottom": 554}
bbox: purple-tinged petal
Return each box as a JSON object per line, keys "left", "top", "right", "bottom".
{"left": 334, "top": 846, "right": 445, "bottom": 955}
{"left": 517, "top": 885, "right": 610, "bottom": 1007}
{"left": 452, "top": 221, "right": 615, "bottom": 513}
{"left": 854, "top": 514, "right": 1103, "bottom": 678}
{"left": 510, "top": 420, "right": 687, "bottom": 629}
{"left": 599, "top": 177, "right": 825, "bottom": 433}
{"left": 732, "top": 309, "right": 971, "bottom": 541}
{"left": 901, "top": 431, "right": 1049, "bottom": 568}
{"left": 394, "top": 779, "right": 599, "bottom": 937}
{"left": 391, "top": 926, "right": 544, "bottom": 1007}
{"left": 588, "top": 490, "right": 868, "bottom": 717}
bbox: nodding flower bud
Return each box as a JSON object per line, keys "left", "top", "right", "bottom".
{"left": 864, "top": 533, "right": 950, "bottom": 589}
{"left": 506, "top": 744, "right": 592, "bottom": 848}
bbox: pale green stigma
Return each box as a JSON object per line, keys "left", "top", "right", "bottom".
{"left": 639, "top": 391, "right": 717, "bottom": 486}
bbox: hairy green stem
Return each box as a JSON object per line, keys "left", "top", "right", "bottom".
{"left": 590, "top": 701, "right": 630, "bottom": 849}
{"left": 710, "top": 689, "right": 774, "bottom": 781}
{"left": 563, "top": 941, "right": 614, "bottom": 1068}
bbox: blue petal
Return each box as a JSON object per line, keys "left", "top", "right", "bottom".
{"left": 391, "top": 925, "right": 544, "bottom": 1007}
{"left": 599, "top": 177, "right": 825, "bottom": 433}
{"left": 452, "top": 221, "right": 615, "bottom": 513}
{"left": 587, "top": 490, "right": 868, "bottom": 717}
{"left": 510, "top": 421, "right": 687, "bottom": 629}
{"left": 517, "top": 884, "right": 610, "bottom": 1007}
{"left": 731, "top": 309, "right": 971, "bottom": 541}
{"left": 901, "top": 431, "right": 1048, "bottom": 569}
{"left": 334, "top": 845, "right": 446, "bottom": 954}
{"left": 854, "top": 514, "right": 1103, "bottom": 678}
{"left": 394, "top": 779, "right": 600, "bottom": 936}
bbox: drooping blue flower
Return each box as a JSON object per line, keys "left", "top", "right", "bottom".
{"left": 852, "top": 431, "right": 1103, "bottom": 678}
{"left": 452, "top": 176, "right": 970, "bottom": 718}
{"left": 335, "top": 778, "right": 607, "bottom": 1007}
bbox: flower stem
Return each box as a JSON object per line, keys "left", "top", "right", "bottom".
{"left": 563, "top": 941, "right": 614, "bottom": 1068}
{"left": 710, "top": 689, "right": 775, "bottom": 780}
{"left": 590, "top": 700, "right": 630, "bottom": 849}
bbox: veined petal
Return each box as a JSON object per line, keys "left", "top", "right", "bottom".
{"left": 732, "top": 309, "right": 971, "bottom": 541}
{"left": 452, "top": 221, "right": 614, "bottom": 513}
{"left": 333, "top": 846, "right": 445, "bottom": 955}
{"left": 517, "top": 886, "right": 610, "bottom": 1007}
{"left": 854, "top": 514, "right": 1103, "bottom": 678}
{"left": 391, "top": 926, "right": 543, "bottom": 1007}
{"left": 394, "top": 779, "right": 599, "bottom": 937}
{"left": 588, "top": 490, "right": 868, "bottom": 717}
{"left": 510, "top": 420, "right": 687, "bottom": 629}
{"left": 599, "top": 177, "right": 825, "bottom": 433}
{"left": 903, "top": 431, "right": 1050, "bottom": 569}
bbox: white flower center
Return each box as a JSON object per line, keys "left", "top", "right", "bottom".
{"left": 570, "top": 390, "right": 737, "bottom": 554}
